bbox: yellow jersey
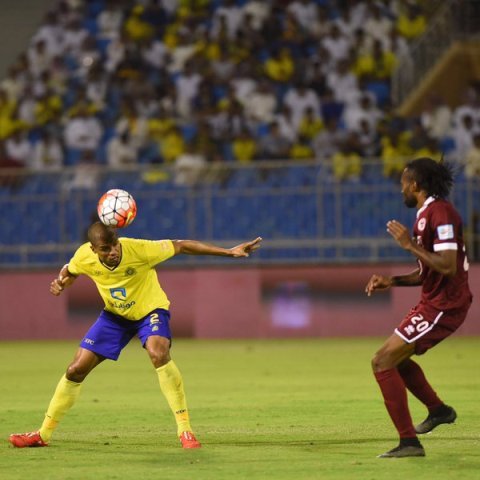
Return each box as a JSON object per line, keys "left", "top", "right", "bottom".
{"left": 67, "top": 238, "right": 175, "bottom": 320}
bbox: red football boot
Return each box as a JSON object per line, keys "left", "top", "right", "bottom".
{"left": 179, "top": 431, "right": 201, "bottom": 449}
{"left": 9, "top": 431, "right": 48, "bottom": 448}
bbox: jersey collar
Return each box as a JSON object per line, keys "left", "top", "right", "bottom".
{"left": 416, "top": 196, "right": 436, "bottom": 219}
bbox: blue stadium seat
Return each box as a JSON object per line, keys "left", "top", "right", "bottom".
{"left": 366, "top": 81, "right": 391, "bottom": 108}
{"left": 95, "top": 38, "right": 111, "bottom": 57}
{"left": 440, "top": 136, "right": 455, "bottom": 154}
{"left": 63, "top": 54, "right": 79, "bottom": 72}
{"left": 86, "top": 1, "right": 105, "bottom": 18}
{"left": 213, "top": 85, "right": 227, "bottom": 101}
{"left": 256, "top": 123, "right": 270, "bottom": 138}
{"left": 83, "top": 18, "right": 98, "bottom": 35}
{"left": 181, "top": 124, "right": 197, "bottom": 142}
{"left": 65, "top": 149, "right": 83, "bottom": 166}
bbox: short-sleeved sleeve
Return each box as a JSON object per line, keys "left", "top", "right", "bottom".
{"left": 67, "top": 257, "right": 80, "bottom": 275}
{"left": 65, "top": 243, "right": 90, "bottom": 275}
{"left": 430, "top": 206, "right": 458, "bottom": 252}
{"left": 143, "top": 239, "right": 175, "bottom": 266}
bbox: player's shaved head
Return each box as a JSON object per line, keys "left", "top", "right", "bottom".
{"left": 88, "top": 222, "right": 118, "bottom": 246}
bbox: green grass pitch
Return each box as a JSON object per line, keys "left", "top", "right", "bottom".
{"left": 1, "top": 338, "right": 479, "bottom": 480}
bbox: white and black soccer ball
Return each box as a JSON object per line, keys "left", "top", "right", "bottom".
{"left": 97, "top": 189, "right": 137, "bottom": 228}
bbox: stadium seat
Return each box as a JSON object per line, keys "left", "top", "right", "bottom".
{"left": 83, "top": 18, "right": 98, "bottom": 35}
{"left": 95, "top": 38, "right": 111, "bottom": 57}
{"left": 366, "top": 81, "right": 391, "bottom": 108}
{"left": 64, "top": 149, "right": 83, "bottom": 166}
{"left": 180, "top": 124, "right": 198, "bottom": 142}
{"left": 440, "top": 136, "right": 456, "bottom": 154}
{"left": 86, "top": 1, "right": 105, "bottom": 18}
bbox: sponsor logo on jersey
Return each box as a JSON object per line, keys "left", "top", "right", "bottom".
{"left": 418, "top": 218, "right": 426, "bottom": 231}
{"left": 125, "top": 267, "right": 137, "bottom": 276}
{"left": 110, "top": 287, "right": 127, "bottom": 301}
{"left": 437, "top": 224, "right": 454, "bottom": 240}
{"left": 108, "top": 300, "right": 136, "bottom": 310}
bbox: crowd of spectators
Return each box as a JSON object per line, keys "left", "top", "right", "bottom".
{"left": 0, "top": 0, "right": 479, "bottom": 189}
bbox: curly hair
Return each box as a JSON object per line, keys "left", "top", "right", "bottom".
{"left": 405, "top": 157, "right": 454, "bottom": 199}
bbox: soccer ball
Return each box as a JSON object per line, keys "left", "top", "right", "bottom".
{"left": 97, "top": 189, "right": 137, "bottom": 228}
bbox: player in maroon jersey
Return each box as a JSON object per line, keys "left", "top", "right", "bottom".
{"left": 365, "top": 157, "right": 473, "bottom": 458}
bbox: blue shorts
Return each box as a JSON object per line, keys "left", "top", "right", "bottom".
{"left": 80, "top": 309, "right": 172, "bottom": 361}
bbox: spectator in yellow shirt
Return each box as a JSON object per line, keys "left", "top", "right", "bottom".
{"left": 148, "top": 108, "right": 177, "bottom": 144}
{"left": 0, "top": 89, "right": 18, "bottom": 139}
{"left": 159, "top": 126, "right": 185, "bottom": 164}
{"left": 264, "top": 47, "right": 295, "bottom": 84}
{"left": 195, "top": 30, "right": 221, "bottom": 62}
{"left": 298, "top": 107, "right": 324, "bottom": 141}
{"left": 34, "top": 90, "right": 63, "bottom": 126}
{"left": 332, "top": 134, "right": 362, "bottom": 181}
{"left": 64, "top": 87, "right": 99, "bottom": 119}
{"left": 289, "top": 134, "right": 314, "bottom": 160}
{"left": 413, "top": 138, "right": 443, "bottom": 162}
{"left": 232, "top": 129, "right": 257, "bottom": 164}
{"left": 354, "top": 40, "right": 397, "bottom": 81}
{"left": 178, "top": 0, "right": 210, "bottom": 19}
{"left": 381, "top": 131, "right": 410, "bottom": 178}
{"left": 397, "top": 4, "right": 426, "bottom": 40}
{"left": 0, "top": 89, "right": 17, "bottom": 119}
{"left": 124, "top": 5, "right": 154, "bottom": 43}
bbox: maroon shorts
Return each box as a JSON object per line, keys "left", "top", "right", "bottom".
{"left": 394, "top": 301, "right": 471, "bottom": 355}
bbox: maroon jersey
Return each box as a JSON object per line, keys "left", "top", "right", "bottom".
{"left": 413, "top": 197, "right": 472, "bottom": 310}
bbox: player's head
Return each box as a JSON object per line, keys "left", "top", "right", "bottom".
{"left": 88, "top": 222, "right": 121, "bottom": 266}
{"left": 401, "top": 157, "right": 453, "bottom": 208}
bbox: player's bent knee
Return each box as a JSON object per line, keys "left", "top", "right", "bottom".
{"left": 371, "top": 355, "right": 382, "bottom": 372}
{"left": 371, "top": 353, "right": 392, "bottom": 372}
{"left": 66, "top": 363, "right": 91, "bottom": 382}
{"left": 148, "top": 348, "right": 171, "bottom": 368}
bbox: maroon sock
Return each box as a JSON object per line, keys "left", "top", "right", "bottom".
{"left": 374, "top": 368, "right": 417, "bottom": 438}
{"left": 398, "top": 359, "right": 443, "bottom": 412}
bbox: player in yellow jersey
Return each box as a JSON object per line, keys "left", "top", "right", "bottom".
{"left": 9, "top": 222, "right": 262, "bottom": 449}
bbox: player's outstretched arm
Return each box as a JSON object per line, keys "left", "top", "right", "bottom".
{"left": 365, "top": 268, "right": 422, "bottom": 296}
{"left": 172, "top": 237, "right": 262, "bottom": 258}
{"left": 50, "top": 264, "right": 78, "bottom": 296}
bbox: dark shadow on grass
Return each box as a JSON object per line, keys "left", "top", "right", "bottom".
{"left": 196, "top": 437, "right": 395, "bottom": 447}
{"left": 421, "top": 436, "right": 480, "bottom": 441}
{"left": 201, "top": 435, "right": 480, "bottom": 447}
{"left": 55, "top": 434, "right": 480, "bottom": 451}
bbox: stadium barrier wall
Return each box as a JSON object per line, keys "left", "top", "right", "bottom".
{"left": 1, "top": 265, "right": 479, "bottom": 340}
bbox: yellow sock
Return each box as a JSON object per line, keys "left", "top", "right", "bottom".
{"left": 39, "top": 374, "right": 82, "bottom": 442}
{"left": 156, "top": 360, "right": 192, "bottom": 436}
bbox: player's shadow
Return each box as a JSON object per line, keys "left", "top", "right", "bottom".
{"left": 203, "top": 434, "right": 479, "bottom": 447}
{"left": 202, "top": 437, "right": 395, "bottom": 447}
{"left": 63, "top": 434, "right": 479, "bottom": 450}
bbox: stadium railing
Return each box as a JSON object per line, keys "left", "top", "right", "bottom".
{"left": 0, "top": 158, "right": 479, "bottom": 268}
